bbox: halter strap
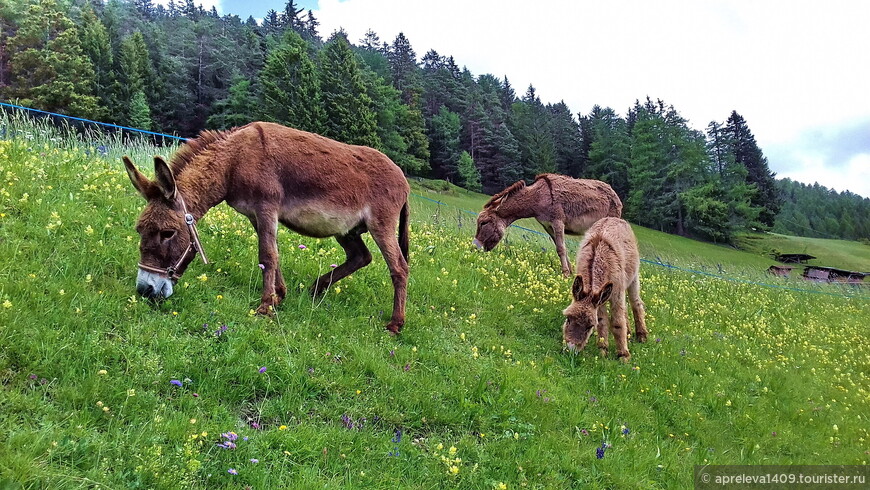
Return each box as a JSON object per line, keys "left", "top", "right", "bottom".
{"left": 138, "top": 194, "right": 208, "bottom": 279}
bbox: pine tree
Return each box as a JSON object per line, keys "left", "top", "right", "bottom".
{"left": 585, "top": 105, "right": 630, "bottom": 199}
{"left": 4, "top": 0, "right": 100, "bottom": 118}
{"left": 427, "top": 106, "right": 461, "bottom": 180}
{"left": 78, "top": 4, "right": 114, "bottom": 118}
{"left": 457, "top": 150, "right": 481, "bottom": 192}
{"left": 722, "top": 111, "right": 781, "bottom": 227}
{"left": 279, "top": 0, "right": 304, "bottom": 33}
{"left": 128, "top": 90, "right": 152, "bottom": 129}
{"left": 318, "top": 34, "right": 380, "bottom": 147}
{"left": 206, "top": 76, "right": 256, "bottom": 129}
{"left": 116, "top": 31, "right": 152, "bottom": 127}
{"left": 549, "top": 101, "right": 584, "bottom": 177}
{"left": 511, "top": 85, "right": 556, "bottom": 179}
{"left": 387, "top": 32, "right": 422, "bottom": 107}
{"left": 259, "top": 29, "right": 325, "bottom": 133}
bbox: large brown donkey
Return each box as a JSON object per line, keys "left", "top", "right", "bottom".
{"left": 473, "top": 174, "right": 622, "bottom": 277}
{"left": 124, "top": 122, "right": 410, "bottom": 334}
{"left": 562, "top": 217, "right": 647, "bottom": 362}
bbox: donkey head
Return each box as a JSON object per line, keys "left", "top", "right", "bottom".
{"left": 472, "top": 208, "right": 507, "bottom": 251}
{"left": 562, "top": 275, "right": 613, "bottom": 351}
{"left": 124, "top": 156, "right": 198, "bottom": 300}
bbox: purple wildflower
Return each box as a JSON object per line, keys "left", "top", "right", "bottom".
{"left": 170, "top": 379, "right": 183, "bottom": 387}
{"left": 258, "top": 263, "right": 265, "bottom": 270}
{"left": 622, "top": 426, "right": 631, "bottom": 436}
{"left": 330, "top": 264, "right": 338, "bottom": 268}
{"left": 391, "top": 428, "right": 403, "bottom": 444}
{"left": 259, "top": 366, "right": 267, "bottom": 374}
{"left": 341, "top": 413, "right": 354, "bottom": 430}
{"left": 596, "top": 442, "right": 607, "bottom": 459}
{"left": 221, "top": 431, "right": 239, "bottom": 441}
{"left": 29, "top": 374, "right": 37, "bottom": 380}
{"left": 403, "top": 363, "right": 410, "bottom": 372}
{"left": 250, "top": 458, "right": 259, "bottom": 464}
{"left": 298, "top": 244, "right": 307, "bottom": 250}
{"left": 581, "top": 429, "right": 589, "bottom": 436}
{"left": 389, "top": 349, "right": 395, "bottom": 357}
{"left": 217, "top": 441, "right": 236, "bottom": 450}
{"left": 251, "top": 422, "right": 261, "bottom": 430}
{"left": 192, "top": 393, "right": 199, "bottom": 398}
{"left": 228, "top": 468, "right": 238, "bottom": 475}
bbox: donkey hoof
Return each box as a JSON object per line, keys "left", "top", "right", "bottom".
{"left": 384, "top": 321, "right": 404, "bottom": 335}
{"left": 618, "top": 353, "right": 632, "bottom": 363}
{"left": 636, "top": 332, "right": 648, "bottom": 343}
{"left": 255, "top": 304, "right": 275, "bottom": 316}
{"left": 598, "top": 348, "right": 608, "bottom": 358}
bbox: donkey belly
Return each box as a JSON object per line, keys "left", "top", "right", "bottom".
{"left": 564, "top": 215, "right": 601, "bottom": 235}
{"left": 279, "top": 205, "right": 367, "bottom": 238}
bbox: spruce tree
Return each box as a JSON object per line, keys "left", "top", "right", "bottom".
{"left": 318, "top": 34, "right": 380, "bottom": 147}
{"left": 4, "top": 0, "right": 100, "bottom": 118}
{"left": 258, "top": 29, "right": 325, "bottom": 134}
{"left": 457, "top": 150, "right": 481, "bottom": 192}
{"left": 722, "top": 111, "right": 781, "bottom": 227}
{"left": 549, "top": 101, "right": 584, "bottom": 177}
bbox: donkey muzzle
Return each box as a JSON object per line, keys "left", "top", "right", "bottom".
{"left": 137, "top": 269, "right": 174, "bottom": 299}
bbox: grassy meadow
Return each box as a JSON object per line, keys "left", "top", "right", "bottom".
{"left": 1, "top": 116, "right": 869, "bottom": 489}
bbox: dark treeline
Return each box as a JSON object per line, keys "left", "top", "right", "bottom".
{"left": 1, "top": 0, "right": 865, "bottom": 242}
{"left": 773, "top": 179, "right": 870, "bottom": 241}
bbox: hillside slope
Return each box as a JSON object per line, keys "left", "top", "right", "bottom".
{"left": 0, "top": 125, "right": 868, "bottom": 488}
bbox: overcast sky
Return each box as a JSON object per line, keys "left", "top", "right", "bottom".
{"left": 182, "top": 0, "right": 870, "bottom": 198}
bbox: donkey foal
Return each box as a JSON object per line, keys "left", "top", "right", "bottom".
{"left": 562, "top": 217, "right": 647, "bottom": 362}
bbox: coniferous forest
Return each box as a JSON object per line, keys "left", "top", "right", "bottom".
{"left": 1, "top": 0, "right": 868, "bottom": 242}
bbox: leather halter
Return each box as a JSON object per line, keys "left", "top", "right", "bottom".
{"left": 137, "top": 194, "right": 209, "bottom": 280}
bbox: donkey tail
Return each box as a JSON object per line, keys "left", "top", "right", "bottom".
{"left": 399, "top": 200, "right": 410, "bottom": 262}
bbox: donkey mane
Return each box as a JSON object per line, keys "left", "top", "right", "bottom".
{"left": 484, "top": 179, "right": 526, "bottom": 209}
{"left": 169, "top": 126, "right": 244, "bottom": 174}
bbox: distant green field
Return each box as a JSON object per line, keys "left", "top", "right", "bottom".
{"left": 2, "top": 118, "right": 868, "bottom": 489}
{"left": 735, "top": 232, "right": 870, "bottom": 273}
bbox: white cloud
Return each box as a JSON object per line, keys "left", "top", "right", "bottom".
{"left": 315, "top": 0, "right": 870, "bottom": 197}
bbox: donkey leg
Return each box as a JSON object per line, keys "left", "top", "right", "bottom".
{"left": 253, "top": 211, "right": 282, "bottom": 315}
{"left": 248, "top": 215, "right": 286, "bottom": 303}
{"left": 596, "top": 303, "right": 610, "bottom": 357}
{"left": 609, "top": 290, "right": 631, "bottom": 362}
{"left": 628, "top": 276, "right": 647, "bottom": 343}
{"left": 368, "top": 221, "right": 409, "bottom": 335}
{"left": 550, "top": 220, "right": 572, "bottom": 277}
{"left": 310, "top": 232, "right": 372, "bottom": 296}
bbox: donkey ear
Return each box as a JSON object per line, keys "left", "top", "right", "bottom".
{"left": 596, "top": 283, "right": 614, "bottom": 306}
{"left": 123, "top": 156, "right": 158, "bottom": 200}
{"left": 571, "top": 275, "right": 586, "bottom": 302}
{"left": 153, "top": 156, "right": 177, "bottom": 201}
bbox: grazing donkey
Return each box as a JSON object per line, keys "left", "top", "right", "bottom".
{"left": 124, "top": 122, "right": 410, "bottom": 334}
{"left": 473, "top": 174, "right": 622, "bottom": 277}
{"left": 562, "top": 217, "right": 647, "bottom": 361}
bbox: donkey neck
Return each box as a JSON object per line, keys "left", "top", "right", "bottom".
{"left": 173, "top": 158, "right": 229, "bottom": 219}
{"left": 494, "top": 185, "right": 542, "bottom": 221}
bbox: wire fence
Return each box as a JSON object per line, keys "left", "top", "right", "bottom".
{"left": 3, "top": 101, "right": 868, "bottom": 300}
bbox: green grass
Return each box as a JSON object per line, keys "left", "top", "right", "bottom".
{"left": 1, "top": 116, "right": 869, "bottom": 489}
